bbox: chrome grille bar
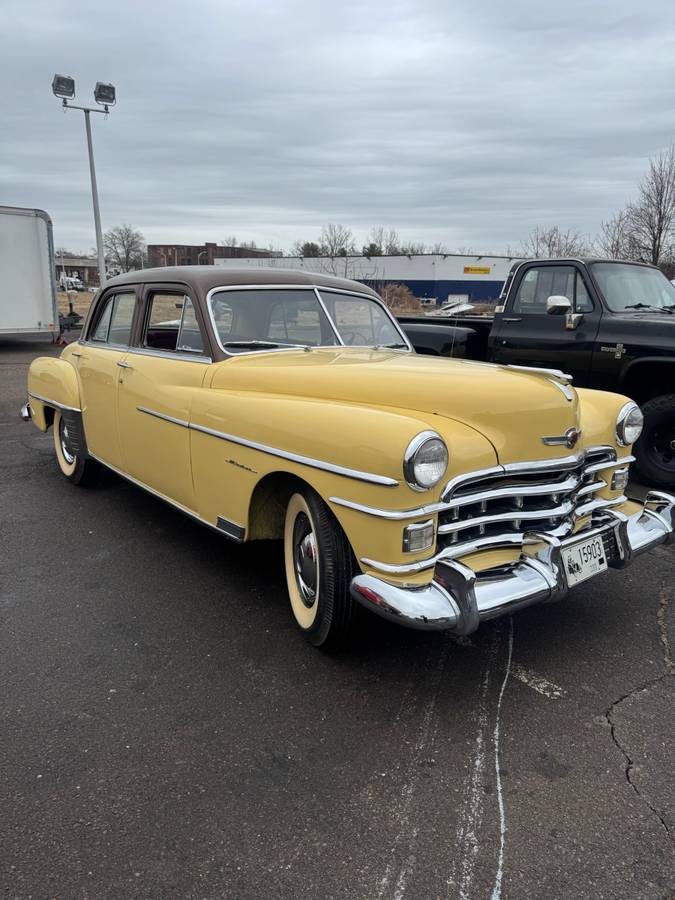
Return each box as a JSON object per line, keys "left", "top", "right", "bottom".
{"left": 438, "top": 501, "right": 575, "bottom": 535}
{"left": 446, "top": 475, "right": 582, "bottom": 509}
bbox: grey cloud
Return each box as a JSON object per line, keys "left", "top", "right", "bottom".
{"left": 2, "top": 0, "right": 675, "bottom": 252}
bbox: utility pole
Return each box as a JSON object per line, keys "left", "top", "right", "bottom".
{"left": 52, "top": 75, "right": 116, "bottom": 288}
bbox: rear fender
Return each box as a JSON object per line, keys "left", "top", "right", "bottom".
{"left": 27, "top": 356, "right": 81, "bottom": 432}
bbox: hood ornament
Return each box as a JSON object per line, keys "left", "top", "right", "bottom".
{"left": 542, "top": 427, "right": 582, "bottom": 449}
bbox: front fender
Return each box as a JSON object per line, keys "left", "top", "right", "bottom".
{"left": 27, "top": 356, "right": 81, "bottom": 431}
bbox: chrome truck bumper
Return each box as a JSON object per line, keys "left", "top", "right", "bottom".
{"left": 350, "top": 491, "right": 674, "bottom": 634}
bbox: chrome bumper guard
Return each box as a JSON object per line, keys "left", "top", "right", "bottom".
{"left": 350, "top": 491, "right": 674, "bottom": 634}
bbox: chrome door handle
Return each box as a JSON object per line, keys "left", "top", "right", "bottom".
{"left": 71, "top": 351, "right": 85, "bottom": 358}
{"left": 117, "top": 360, "right": 132, "bottom": 369}
{"left": 502, "top": 317, "right": 522, "bottom": 323}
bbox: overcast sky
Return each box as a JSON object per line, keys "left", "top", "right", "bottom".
{"left": 3, "top": 0, "right": 675, "bottom": 254}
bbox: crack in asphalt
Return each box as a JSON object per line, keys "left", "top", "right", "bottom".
{"left": 604, "top": 582, "right": 673, "bottom": 840}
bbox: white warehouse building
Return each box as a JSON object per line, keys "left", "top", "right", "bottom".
{"left": 214, "top": 253, "right": 523, "bottom": 305}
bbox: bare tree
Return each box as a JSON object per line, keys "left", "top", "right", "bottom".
{"left": 366, "top": 226, "right": 406, "bottom": 255}
{"left": 103, "top": 225, "right": 146, "bottom": 272}
{"left": 319, "top": 223, "right": 356, "bottom": 257}
{"left": 519, "top": 225, "right": 589, "bottom": 258}
{"left": 595, "top": 210, "right": 640, "bottom": 259}
{"left": 625, "top": 145, "right": 675, "bottom": 265}
{"left": 399, "top": 240, "right": 427, "bottom": 255}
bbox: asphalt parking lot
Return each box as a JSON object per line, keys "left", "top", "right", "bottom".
{"left": 1, "top": 339, "right": 673, "bottom": 900}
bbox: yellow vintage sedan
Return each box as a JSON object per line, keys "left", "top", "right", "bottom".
{"left": 24, "top": 267, "right": 674, "bottom": 648}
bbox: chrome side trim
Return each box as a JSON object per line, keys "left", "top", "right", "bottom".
{"left": 189, "top": 422, "right": 399, "bottom": 487}
{"left": 127, "top": 347, "right": 212, "bottom": 364}
{"left": 87, "top": 451, "right": 246, "bottom": 541}
{"left": 137, "top": 406, "right": 189, "bottom": 428}
{"left": 328, "top": 496, "right": 449, "bottom": 520}
{"left": 28, "top": 391, "right": 81, "bottom": 413}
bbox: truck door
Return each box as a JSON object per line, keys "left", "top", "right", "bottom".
{"left": 490, "top": 262, "right": 601, "bottom": 384}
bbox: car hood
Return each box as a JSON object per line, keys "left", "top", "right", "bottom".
{"left": 210, "top": 348, "right": 582, "bottom": 465}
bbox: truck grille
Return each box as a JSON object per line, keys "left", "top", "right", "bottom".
{"left": 436, "top": 448, "right": 627, "bottom": 558}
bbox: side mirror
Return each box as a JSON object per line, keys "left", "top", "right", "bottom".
{"left": 546, "top": 295, "right": 572, "bottom": 315}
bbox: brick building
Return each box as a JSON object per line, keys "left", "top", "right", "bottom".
{"left": 147, "top": 242, "right": 276, "bottom": 268}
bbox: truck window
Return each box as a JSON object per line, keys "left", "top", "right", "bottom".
{"left": 513, "top": 266, "right": 592, "bottom": 314}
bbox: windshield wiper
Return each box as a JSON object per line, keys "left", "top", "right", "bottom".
{"left": 374, "top": 342, "right": 409, "bottom": 350}
{"left": 222, "top": 340, "right": 281, "bottom": 348}
{"left": 624, "top": 302, "right": 673, "bottom": 313}
{"left": 223, "top": 339, "right": 314, "bottom": 352}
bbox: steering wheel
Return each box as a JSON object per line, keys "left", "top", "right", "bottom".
{"left": 342, "top": 330, "right": 369, "bottom": 346}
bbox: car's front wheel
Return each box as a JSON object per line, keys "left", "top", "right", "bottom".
{"left": 283, "top": 488, "right": 355, "bottom": 648}
{"left": 53, "top": 410, "right": 99, "bottom": 486}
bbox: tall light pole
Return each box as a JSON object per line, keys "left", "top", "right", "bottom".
{"left": 52, "top": 75, "right": 116, "bottom": 288}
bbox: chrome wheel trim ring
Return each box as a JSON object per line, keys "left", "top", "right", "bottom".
{"left": 59, "top": 418, "right": 76, "bottom": 465}
{"left": 293, "top": 513, "right": 318, "bottom": 608}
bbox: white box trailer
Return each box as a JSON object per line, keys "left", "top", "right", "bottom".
{"left": 0, "top": 205, "right": 58, "bottom": 338}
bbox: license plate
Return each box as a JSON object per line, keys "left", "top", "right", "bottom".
{"left": 562, "top": 533, "right": 608, "bottom": 587}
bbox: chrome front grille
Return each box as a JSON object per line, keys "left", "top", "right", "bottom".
{"left": 437, "top": 448, "right": 628, "bottom": 558}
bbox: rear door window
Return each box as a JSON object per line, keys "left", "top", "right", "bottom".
{"left": 90, "top": 291, "right": 136, "bottom": 345}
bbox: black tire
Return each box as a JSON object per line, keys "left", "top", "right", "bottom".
{"left": 53, "top": 410, "right": 100, "bottom": 486}
{"left": 633, "top": 394, "right": 675, "bottom": 489}
{"left": 283, "top": 486, "right": 356, "bottom": 649}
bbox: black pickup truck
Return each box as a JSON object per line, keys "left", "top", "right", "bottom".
{"left": 398, "top": 258, "right": 675, "bottom": 487}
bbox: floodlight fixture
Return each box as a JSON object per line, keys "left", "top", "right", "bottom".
{"left": 94, "top": 82, "right": 116, "bottom": 107}
{"left": 52, "top": 74, "right": 75, "bottom": 100}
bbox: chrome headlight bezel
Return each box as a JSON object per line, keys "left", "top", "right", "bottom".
{"left": 616, "top": 401, "right": 644, "bottom": 446}
{"left": 403, "top": 431, "right": 448, "bottom": 492}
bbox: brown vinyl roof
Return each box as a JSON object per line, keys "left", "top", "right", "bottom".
{"left": 105, "top": 265, "right": 379, "bottom": 297}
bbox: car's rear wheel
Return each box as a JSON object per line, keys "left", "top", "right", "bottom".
{"left": 53, "top": 410, "right": 99, "bottom": 486}
{"left": 633, "top": 394, "right": 675, "bottom": 489}
{"left": 283, "top": 488, "right": 355, "bottom": 649}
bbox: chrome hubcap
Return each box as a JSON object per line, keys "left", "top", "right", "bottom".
{"left": 293, "top": 512, "right": 317, "bottom": 607}
{"left": 60, "top": 419, "right": 75, "bottom": 465}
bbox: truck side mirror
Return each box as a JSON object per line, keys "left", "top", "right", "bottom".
{"left": 546, "top": 295, "right": 572, "bottom": 315}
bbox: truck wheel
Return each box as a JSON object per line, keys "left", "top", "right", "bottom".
{"left": 633, "top": 394, "right": 675, "bottom": 489}
{"left": 53, "top": 410, "right": 99, "bottom": 486}
{"left": 283, "top": 488, "right": 355, "bottom": 649}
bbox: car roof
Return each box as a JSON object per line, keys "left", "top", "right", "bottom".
{"left": 105, "top": 265, "right": 380, "bottom": 297}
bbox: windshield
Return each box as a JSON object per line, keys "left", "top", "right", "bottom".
{"left": 591, "top": 263, "right": 675, "bottom": 313}
{"left": 208, "top": 287, "right": 407, "bottom": 353}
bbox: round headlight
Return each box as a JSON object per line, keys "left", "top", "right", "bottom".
{"left": 404, "top": 432, "right": 448, "bottom": 491}
{"left": 616, "top": 402, "right": 643, "bottom": 446}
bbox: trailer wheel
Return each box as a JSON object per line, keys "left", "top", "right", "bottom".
{"left": 53, "top": 410, "right": 100, "bottom": 486}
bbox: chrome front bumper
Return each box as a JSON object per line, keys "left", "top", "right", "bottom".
{"left": 350, "top": 491, "right": 674, "bottom": 634}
